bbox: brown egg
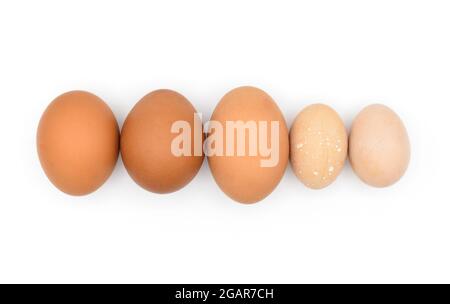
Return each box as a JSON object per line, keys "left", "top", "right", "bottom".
{"left": 207, "top": 86, "right": 289, "bottom": 204}
{"left": 290, "top": 104, "right": 348, "bottom": 189}
{"left": 121, "top": 89, "right": 204, "bottom": 194}
{"left": 349, "top": 104, "right": 410, "bottom": 187}
{"left": 37, "top": 91, "right": 120, "bottom": 196}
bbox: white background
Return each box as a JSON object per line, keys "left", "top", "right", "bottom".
{"left": 0, "top": 0, "right": 449, "bottom": 284}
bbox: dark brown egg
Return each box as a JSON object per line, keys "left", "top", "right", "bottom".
{"left": 121, "top": 89, "right": 204, "bottom": 194}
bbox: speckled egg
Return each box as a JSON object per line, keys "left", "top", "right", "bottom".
{"left": 290, "top": 104, "right": 348, "bottom": 189}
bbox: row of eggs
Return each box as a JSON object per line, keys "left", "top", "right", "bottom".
{"left": 37, "top": 87, "right": 410, "bottom": 204}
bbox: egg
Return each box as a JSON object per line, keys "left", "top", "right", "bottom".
{"left": 290, "top": 104, "right": 348, "bottom": 189}
{"left": 349, "top": 104, "right": 410, "bottom": 187}
{"left": 207, "top": 86, "right": 289, "bottom": 204}
{"left": 37, "top": 91, "right": 120, "bottom": 196}
{"left": 121, "top": 89, "right": 204, "bottom": 194}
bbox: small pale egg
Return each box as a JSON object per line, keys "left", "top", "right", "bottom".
{"left": 207, "top": 86, "right": 289, "bottom": 204}
{"left": 290, "top": 104, "right": 348, "bottom": 189}
{"left": 349, "top": 104, "right": 410, "bottom": 187}
{"left": 37, "top": 91, "right": 120, "bottom": 196}
{"left": 121, "top": 89, "right": 204, "bottom": 194}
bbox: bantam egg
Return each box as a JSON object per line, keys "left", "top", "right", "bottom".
{"left": 349, "top": 104, "right": 410, "bottom": 187}
{"left": 290, "top": 104, "right": 348, "bottom": 189}
{"left": 37, "top": 91, "right": 120, "bottom": 196}
{"left": 120, "top": 89, "right": 204, "bottom": 194}
{"left": 207, "top": 86, "right": 289, "bottom": 204}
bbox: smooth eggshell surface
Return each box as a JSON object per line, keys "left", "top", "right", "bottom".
{"left": 120, "top": 89, "right": 204, "bottom": 194}
{"left": 349, "top": 104, "right": 410, "bottom": 187}
{"left": 290, "top": 104, "right": 348, "bottom": 189}
{"left": 37, "top": 91, "right": 120, "bottom": 196}
{"left": 207, "top": 86, "right": 289, "bottom": 204}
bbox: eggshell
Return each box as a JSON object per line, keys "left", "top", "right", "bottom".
{"left": 290, "top": 104, "right": 348, "bottom": 189}
{"left": 207, "top": 86, "right": 289, "bottom": 204}
{"left": 121, "top": 89, "right": 204, "bottom": 194}
{"left": 349, "top": 104, "right": 410, "bottom": 187}
{"left": 37, "top": 91, "right": 120, "bottom": 196}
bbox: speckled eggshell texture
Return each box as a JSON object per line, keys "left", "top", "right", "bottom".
{"left": 290, "top": 104, "right": 348, "bottom": 189}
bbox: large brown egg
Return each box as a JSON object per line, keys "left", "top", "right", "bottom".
{"left": 290, "top": 104, "right": 348, "bottom": 189}
{"left": 207, "top": 86, "right": 289, "bottom": 204}
{"left": 37, "top": 91, "right": 120, "bottom": 196}
{"left": 121, "top": 89, "right": 204, "bottom": 194}
{"left": 349, "top": 104, "right": 410, "bottom": 187}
